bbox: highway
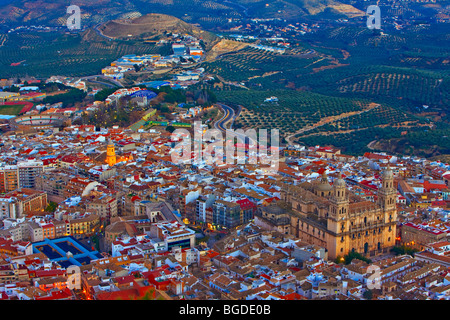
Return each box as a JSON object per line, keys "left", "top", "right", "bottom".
{"left": 81, "top": 75, "right": 124, "bottom": 88}
{"left": 214, "top": 103, "right": 256, "bottom": 146}
{"left": 213, "top": 104, "right": 278, "bottom": 175}
{"left": 214, "top": 103, "right": 234, "bottom": 132}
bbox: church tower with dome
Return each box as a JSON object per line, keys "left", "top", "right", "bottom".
{"left": 105, "top": 138, "right": 117, "bottom": 167}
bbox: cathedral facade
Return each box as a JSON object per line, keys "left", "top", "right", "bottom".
{"left": 280, "top": 167, "right": 397, "bottom": 260}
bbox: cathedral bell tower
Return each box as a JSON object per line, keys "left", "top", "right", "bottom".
{"left": 328, "top": 174, "right": 350, "bottom": 234}
{"left": 378, "top": 164, "right": 396, "bottom": 211}
{"left": 105, "top": 138, "right": 117, "bottom": 167}
{"left": 377, "top": 164, "right": 397, "bottom": 253}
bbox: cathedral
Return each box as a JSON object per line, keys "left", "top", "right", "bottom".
{"left": 279, "top": 166, "right": 397, "bottom": 260}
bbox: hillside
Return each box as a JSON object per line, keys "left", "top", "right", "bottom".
{"left": 0, "top": 0, "right": 365, "bottom": 29}
{"left": 0, "top": 0, "right": 127, "bottom": 25}
{"left": 98, "top": 13, "right": 219, "bottom": 49}
{"left": 0, "top": 27, "right": 173, "bottom": 78}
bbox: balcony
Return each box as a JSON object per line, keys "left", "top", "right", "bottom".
{"left": 350, "top": 225, "right": 364, "bottom": 232}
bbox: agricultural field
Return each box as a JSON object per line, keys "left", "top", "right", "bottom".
{"left": 199, "top": 20, "right": 450, "bottom": 156}
{"left": 216, "top": 89, "right": 368, "bottom": 137}
{"left": 0, "top": 29, "right": 172, "bottom": 78}
{"left": 202, "top": 45, "right": 335, "bottom": 86}
{"left": 296, "top": 126, "right": 404, "bottom": 156}
{"left": 203, "top": 29, "right": 449, "bottom": 112}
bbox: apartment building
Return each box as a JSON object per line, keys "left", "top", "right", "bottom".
{"left": 0, "top": 166, "right": 19, "bottom": 193}
{"left": 69, "top": 214, "right": 101, "bottom": 239}
{"left": 149, "top": 221, "right": 196, "bottom": 251}
{"left": 64, "top": 177, "right": 100, "bottom": 199}
{"left": 36, "top": 171, "right": 72, "bottom": 199}
{"left": 85, "top": 194, "right": 117, "bottom": 223}
{"left": 212, "top": 200, "right": 241, "bottom": 230}
{"left": 0, "top": 160, "right": 44, "bottom": 192}
{"left": 0, "top": 189, "right": 48, "bottom": 219}
{"left": 18, "top": 160, "right": 44, "bottom": 189}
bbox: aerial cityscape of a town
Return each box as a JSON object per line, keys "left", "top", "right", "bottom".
{"left": 0, "top": 0, "right": 449, "bottom": 309}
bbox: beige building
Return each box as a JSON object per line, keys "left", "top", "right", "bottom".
{"left": 85, "top": 194, "right": 118, "bottom": 223}
{"left": 0, "top": 189, "right": 48, "bottom": 219}
{"left": 280, "top": 167, "right": 397, "bottom": 260}
{"left": 69, "top": 214, "right": 101, "bottom": 239}
{"left": 254, "top": 203, "right": 291, "bottom": 235}
{"left": 400, "top": 222, "right": 448, "bottom": 251}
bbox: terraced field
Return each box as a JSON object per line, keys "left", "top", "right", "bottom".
{"left": 202, "top": 45, "right": 330, "bottom": 86}
{"left": 203, "top": 22, "right": 450, "bottom": 156}
{"left": 216, "top": 89, "right": 368, "bottom": 136}
{"left": 0, "top": 29, "right": 172, "bottom": 78}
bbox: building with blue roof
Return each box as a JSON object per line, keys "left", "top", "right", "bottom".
{"left": 138, "top": 81, "right": 171, "bottom": 89}
{"left": 33, "top": 236, "right": 102, "bottom": 267}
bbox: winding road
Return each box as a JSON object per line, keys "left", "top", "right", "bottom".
{"left": 93, "top": 23, "right": 114, "bottom": 41}
{"left": 214, "top": 103, "right": 235, "bottom": 132}
{"left": 214, "top": 103, "right": 256, "bottom": 145}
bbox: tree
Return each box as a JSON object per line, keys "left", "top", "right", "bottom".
{"left": 42, "top": 88, "right": 87, "bottom": 106}
{"left": 363, "top": 289, "right": 373, "bottom": 300}
{"left": 94, "top": 88, "right": 118, "bottom": 101}
{"left": 45, "top": 201, "right": 58, "bottom": 213}
{"left": 160, "top": 105, "right": 170, "bottom": 113}
{"left": 390, "top": 245, "right": 418, "bottom": 257}
{"left": 343, "top": 251, "right": 372, "bottom": 265}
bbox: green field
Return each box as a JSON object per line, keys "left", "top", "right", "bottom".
{"left": 215, "top": 89, "right": 368, "bottom": 136}
{"left": 197, "top": 22, "right": 450, "bottom": 157}
{"left": 1, "top": 3, "right": 449, "bottom": 157}
{"left": 0, "top": 104, "right": 25, "bottom": 115}
{"left": 0, "top": 30, "right": 172, "bottom": 78}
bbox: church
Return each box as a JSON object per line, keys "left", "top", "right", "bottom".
{"left": 278, "top": 166, "right": 397, "bottom": 260}
{"left": 105, "top": 138, "right": 133, "bottom": 167}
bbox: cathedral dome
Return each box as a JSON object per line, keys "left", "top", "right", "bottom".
{"left": 334, "top": 176, "right": 346, "bottom": 188}
{"left": 317, "top": 181, "right": 333, "bottom": 192}
{"left": 382, "top": 165, "right": 393, "bottom": 179}
{"left": 316, "top": 172, "right": 333, "bottom": 192}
